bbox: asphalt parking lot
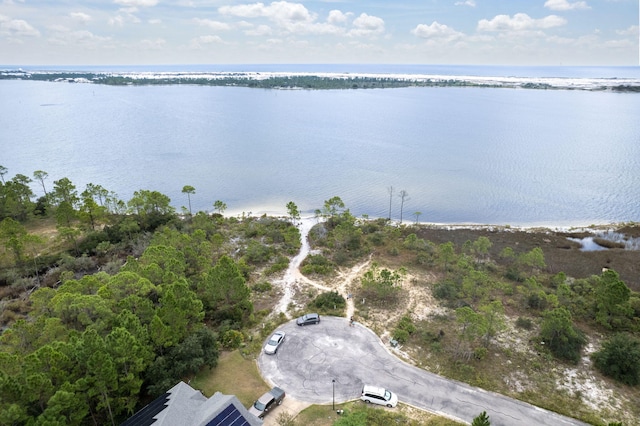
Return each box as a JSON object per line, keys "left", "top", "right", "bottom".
{"left": 257, "top": 316, "right": 589, "bottom": 426}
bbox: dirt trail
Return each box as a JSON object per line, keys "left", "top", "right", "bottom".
{"left": 273, "top": 217, "right": 369, "bottom": 319}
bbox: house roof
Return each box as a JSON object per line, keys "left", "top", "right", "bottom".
{"left": 121, "top": 382, "right": 262, "bottom": 426}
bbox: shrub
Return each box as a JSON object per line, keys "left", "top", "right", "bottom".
{"left": 312, "top": 291, "right": 346, "bottom": 312}
{"left": 433, "top": 280, "right": 459, "bottom": 300}
{"left": 592, "top": 333, "right": 640, "bottom": 386}
{"left": 393, "top": 329, "right": 410, "bottom": 344}
{"left": 252, "top": 281, "right": 273, "bottom": 293}
{"left": 221, "top": 330, "right": 244, "bottom": 349}
{"left": 474, "top": 347, "right": 488, "bottom": 361}
{"left": 539, "top": 307, "right": 586, "bottom": 364}
{"left": 515, "top": 317, "right": 533, "bottom": 330}
{"left": 300, "top": 254, "right": 334, "bottom": 275}
{"left": 243, "top": 240, "right": 273, "bottom": 264}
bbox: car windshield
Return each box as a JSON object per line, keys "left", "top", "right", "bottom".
{"left": 384, "top": 390, "right": 391, "bottom": 400}
{"left": 253, "top": 401, "right": 266, "bottom": 411}
{"left": 268, "top": 338, "right": 279, "bottom": 345}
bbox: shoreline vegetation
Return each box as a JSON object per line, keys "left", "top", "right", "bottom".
{"left": 2, "top": 69, "right": 640, "bottom": 92}
{"left": 2, "top": 184, "right": 640, "bottom": 424}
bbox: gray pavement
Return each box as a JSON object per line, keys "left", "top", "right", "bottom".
{"left": 258, "top": 316, "right": 589, "bottom": 426}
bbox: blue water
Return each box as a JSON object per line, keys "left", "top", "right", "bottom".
{"left": 1, "top": 67, "right": 640, "bottom": 226}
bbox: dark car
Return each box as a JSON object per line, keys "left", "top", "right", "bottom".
{"left": 296, "top": 313, "right": 320, "bottom": 326}
{"left": 248, "top": 387, "right": 286, "bottom": 419}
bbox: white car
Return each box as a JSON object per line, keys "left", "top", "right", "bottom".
{"left": 264, "top": 331, "right": 286, "bottom": 354}
{"left": 360, "top": 384, "right": 398, "bottom": 408}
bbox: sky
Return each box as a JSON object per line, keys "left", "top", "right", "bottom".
{"left": 0, "top": 0, "right": 638, "bottom": 66}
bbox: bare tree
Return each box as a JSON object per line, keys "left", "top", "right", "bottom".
{"left": 387, "top": 186, "right": 394, "bottom": 220}
{"left": 398, "top": 190, "right": 409, "bottom": 224}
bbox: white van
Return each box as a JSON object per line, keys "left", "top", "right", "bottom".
{"left": 360, "top": 385, "right": 398, "bottom": 408}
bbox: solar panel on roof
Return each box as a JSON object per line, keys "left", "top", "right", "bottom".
{"left": 120, "top": 392, "right": 170, "bottom": 426}
{"left": 205, "top": 403, "right": 252, "bottom": 426}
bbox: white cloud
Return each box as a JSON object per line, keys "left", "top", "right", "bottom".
{"left": 108, "top": 8, "right": 142, "bottom": 26}
{"left": 114, "top": 0, "right": 158, "bottom": 6}
{"left": 348, "top": 13, "right": 384, "bottom": 37}
{"left": 616, "top": 25, "right": 638, "bottom": 36}
{"left": 478, "top": 13, "right": 566, "bottom": 31}
{"left": 193, "top": 18, "right": 232, "bottom": 31}
{"left": 327, "top": 10, "right": 350, "bottom": 25}
{"left": 189, "top": 34, "right": 224, "bottom": 49}
{"left": 455, "top": 0, "right": 476, "bottom": 7}
{"left": 137, "top": 38, "right": 166, "bottom": 49}
{"left": 244, "top": 24, "right": 272, "bottom": 36}
{"left": 219, "top": 2, "right": 349, "bottom": 36}
{"left": 412, "top": 21, "right": 464, "bottom": 41}
{"left": 219, "top": 1, "right": 315, "bottom": 24}
{"left": 0, "top": 15, "right": 40, "bottom": 37}
{"left": 544, "top": 0, "right": 590, "bottom": 11}
{"left": 47, "top": 26, "right": 110, "bottom": 45}
{"left": 70, "top": 12, "right": 92, "bottom": 24}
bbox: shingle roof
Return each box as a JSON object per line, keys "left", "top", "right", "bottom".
{"left": 121, "top": 382, "right": 262, "bottom": 426}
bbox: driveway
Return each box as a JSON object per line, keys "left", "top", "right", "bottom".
{"left": 258, "top": 316, "right": 589, "bottom": 426}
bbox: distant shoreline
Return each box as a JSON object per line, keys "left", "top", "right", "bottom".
{"left": 2, "top": 69, "right": 640, "bottom": 92}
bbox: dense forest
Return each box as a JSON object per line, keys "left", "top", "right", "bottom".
{"left": 1, "top": 166, "right": 639, "bottom": 425}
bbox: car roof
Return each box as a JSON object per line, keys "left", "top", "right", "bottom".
{"left": 362, "top": 385, "right": 386, "bottom": 394}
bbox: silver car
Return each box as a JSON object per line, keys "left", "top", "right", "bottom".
{"left": 264, "top": 331, "right": 286, "bottom": 354}
{"left": 360, "top": 384, "right": 398, "bottom": 408}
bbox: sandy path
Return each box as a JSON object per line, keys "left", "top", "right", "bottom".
{"left": 273, "top": 217, "right": 369, "bottom": 319}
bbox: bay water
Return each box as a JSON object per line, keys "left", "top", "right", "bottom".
{"left": 2, "top": 66, "right": 640, "bottom": 226}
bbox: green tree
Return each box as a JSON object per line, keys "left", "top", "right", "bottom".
{"left": 438, "top": 242, "right": 456, "bottom": 272}
{"left": 472, "top": 236, "right": 492, "bottom": 262}
{"left": 480, "top": 300, "right": 506, "bottom": 348}
{"left": 455, "top": 306, "right": 487, "bottom": 359}
{"left": 6, "top": 174, "right": 35, "bottom": 220}
{"left": 146, "top": 326, "right": 219, "bottom": 396}
{"left": 595, "top": 269, "right": 632, "bottom": 329}
{"left": 360, "top": 262, "right": 404, "bottom": 306}
{"left": 592, "top": 333, "right": 640, "bottom": 386}
{"left": 413, "top": 211, "right": 422, "bottom": 224}
{"left": 51, "top": 177, "right": 79, "bottom": 207}
{"left": 539, "top": 307, "right": 586, "bottom": 363}
{"left": 472, "top": 411, "right": 491, "bottom": 426}
{"left": 198, "top": 255, "right": 252, "bottom": 323}
{"left": 80, "top": 186, "right": 108, "bottom": 231}
{"left": 33, "top": 170, "right": 49, "bottom": 198}
{"left": 182, "top": 185, "right": 195, "bottom": 215}
{"left": 152, "top": 280, "right": 204, "bottom": 349}
{"left": 0, "top": 217, "right": 28, "bottom": 264}
{"left": 286, "top": 201, "right": 300, "bottom": 224}
{"left": 213, "top": 199, "right": 227, "bottom": 215}
{"left": 322, "top": 196, "right": 345, "bottom": 219}
{"left": 0, "top": 164, "right": 7, "bottom": 183}
{"left": 518, "top": 247, "right": 546, "bottom": 273}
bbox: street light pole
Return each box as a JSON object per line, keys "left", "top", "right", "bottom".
{"left": 332, "top": 379, "right": 335, "bottom": 411}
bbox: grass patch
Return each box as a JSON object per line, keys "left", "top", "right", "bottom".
{"left": 296, "top": 403, "right": 346, "bottom": 426}
{"left": 296, "top": 402, "right": 466, "bottom": 426}
{"left": 191, "top": 350, "right": 268, "bottom": 407}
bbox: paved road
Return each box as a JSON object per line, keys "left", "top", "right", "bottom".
{"left": 258, "top": 316, "right": 589, "bottom": 426}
